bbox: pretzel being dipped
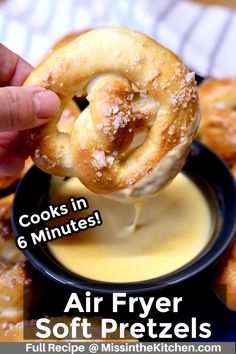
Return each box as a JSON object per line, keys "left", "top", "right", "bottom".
{"left": 40, "top": 30, "right": 90, "bottom": 102}
{"left": 41, "top": 30, "right": 90, "bottom": 63}
{"left": 24, "top": 27, "right": 199, "bottom": 198}
{"left": 198, "top": 78, "right": 236, "bottom": 166}
{"left": 57, "top": 99, "right": 80, "bottom": 134}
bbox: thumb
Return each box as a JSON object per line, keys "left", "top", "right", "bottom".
{"left": 0, "top": 86, "right": 60, "bottom": 132}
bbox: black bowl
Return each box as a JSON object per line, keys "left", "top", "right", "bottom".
{"left": 12, "top": 141, "right": 236, "bottom": 295}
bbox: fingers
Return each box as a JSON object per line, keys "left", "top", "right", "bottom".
{"left": 0, "top": 86, "right": 60, "bottom": 131}
{"left": 0, "top": 43, "right": 33, "bottom": 86}
{"left": 0, "top": 45, "right": 60, "bottom": 175}
{"left": 0, "top": 132, "right": 27, "bottom": 175}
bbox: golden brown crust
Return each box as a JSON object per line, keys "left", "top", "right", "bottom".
{"left": 57, "top": 100, "right": 80, "bottom": 134}
{"left": 198, "top": 78, "right": 236, "bottom": 310}
{"left": 39, "top": 31, "right": 90, "bottom": 104}
{"left": 24, "top": 27, "right": 199, "bottom": 195}
{"left": 214, "top": 239, "right": 236, "bottom": 311}
{"left": 41, "top": 30, "right": 90, "bottom": 63}
{"left": 0, "top": 195, "right": 25, "bottom": 264}
{"left": 40, "top": 30, "right": 90, "bottom": 101}
{"left": 0, "top": 321, "right": 24, "bottom": 341}
{"left": 199, "top": 78, "right": 236, "bottom": 110}
{"left": 0, "top": 262, "right": 30, "bottom": 323}
{"left": 198, "top": 78, "right": 236, "bottom": 166}
{"left": 0, "top": 194, "right": 31, "bottom": 324}
{"left": 231, "top": 164, "right": 236, "bottom": 178}
{"left": 0, "top": 175, "right": 19, "bottom": 189}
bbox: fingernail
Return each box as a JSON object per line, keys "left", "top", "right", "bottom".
{"left": 33, "top": 90, "right": 60, "bottom": 118}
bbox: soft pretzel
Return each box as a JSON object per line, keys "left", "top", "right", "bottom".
{"left": 198, "top": 78, "right": 236, "bottom": 166}
{"left": 0, "top": 195, "right": 25, "bottom": 264}
{"left": 24, "top": 27, "right": 199, "bottom": 198}
{"left": 41, "top": 30, "right": 90, "bottom": 63}
{"left": 0, "top": 194, "right": 37, "bottom": 324}
{"left": 40, "top": 30, "right": 90, "bottom": 101}
{"left": 198, "top": 78, "right": 236, "bottom": 309}
{"left": 0, "top": 175, "right": 19, "bottom": 190}
{"left": 213, "top": 238, "right": 236, "bottom": 311}
{"left": 56, "top": 99, "right": 80, "bottom": 134}
{"left": 0, "top": 262, "right": 30, "bottom": 323}
{"left": 232, "top": 164, "right": 236, "bottom": 178}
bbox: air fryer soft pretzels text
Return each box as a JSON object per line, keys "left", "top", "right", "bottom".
{"left": 24, "top": 28, "right": 199, "bottom": 197}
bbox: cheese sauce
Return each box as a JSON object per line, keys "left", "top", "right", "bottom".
{"left": 48, "top": 174, "right": 212, "bottom": 283}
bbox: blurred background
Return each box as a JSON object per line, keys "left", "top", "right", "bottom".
{"left": 0, "top": 0, "right": 235, "bottom": 78}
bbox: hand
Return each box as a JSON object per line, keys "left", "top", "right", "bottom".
{"left": 0, "top": 44, "right": 60, "bottom": 176}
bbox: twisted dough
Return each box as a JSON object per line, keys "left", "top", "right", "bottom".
{"left": 56, "top": 99, "right": 80, "bottom": 135}
{"left": 40, "top": 30, "right": 90, "bottom": 101}
{"left": 41, "top": 30, "right": 90, "bottom": 63}
{"left": 24, "top": 27, "right": 199, "bottom": 197}
{"left": 0, "top": 262, "right": 28, "bottom": 323}
{"left": 198, "top": 78, "right": 236, "bottom": 309}
{"left": 198, "top": 78, "right": 236, "bottom": 166}
{"left": 0, "top": 195, "right": 25, "bottom": 264}
{"left": 0, "top": 195, "right": 29, "bottom": 324}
